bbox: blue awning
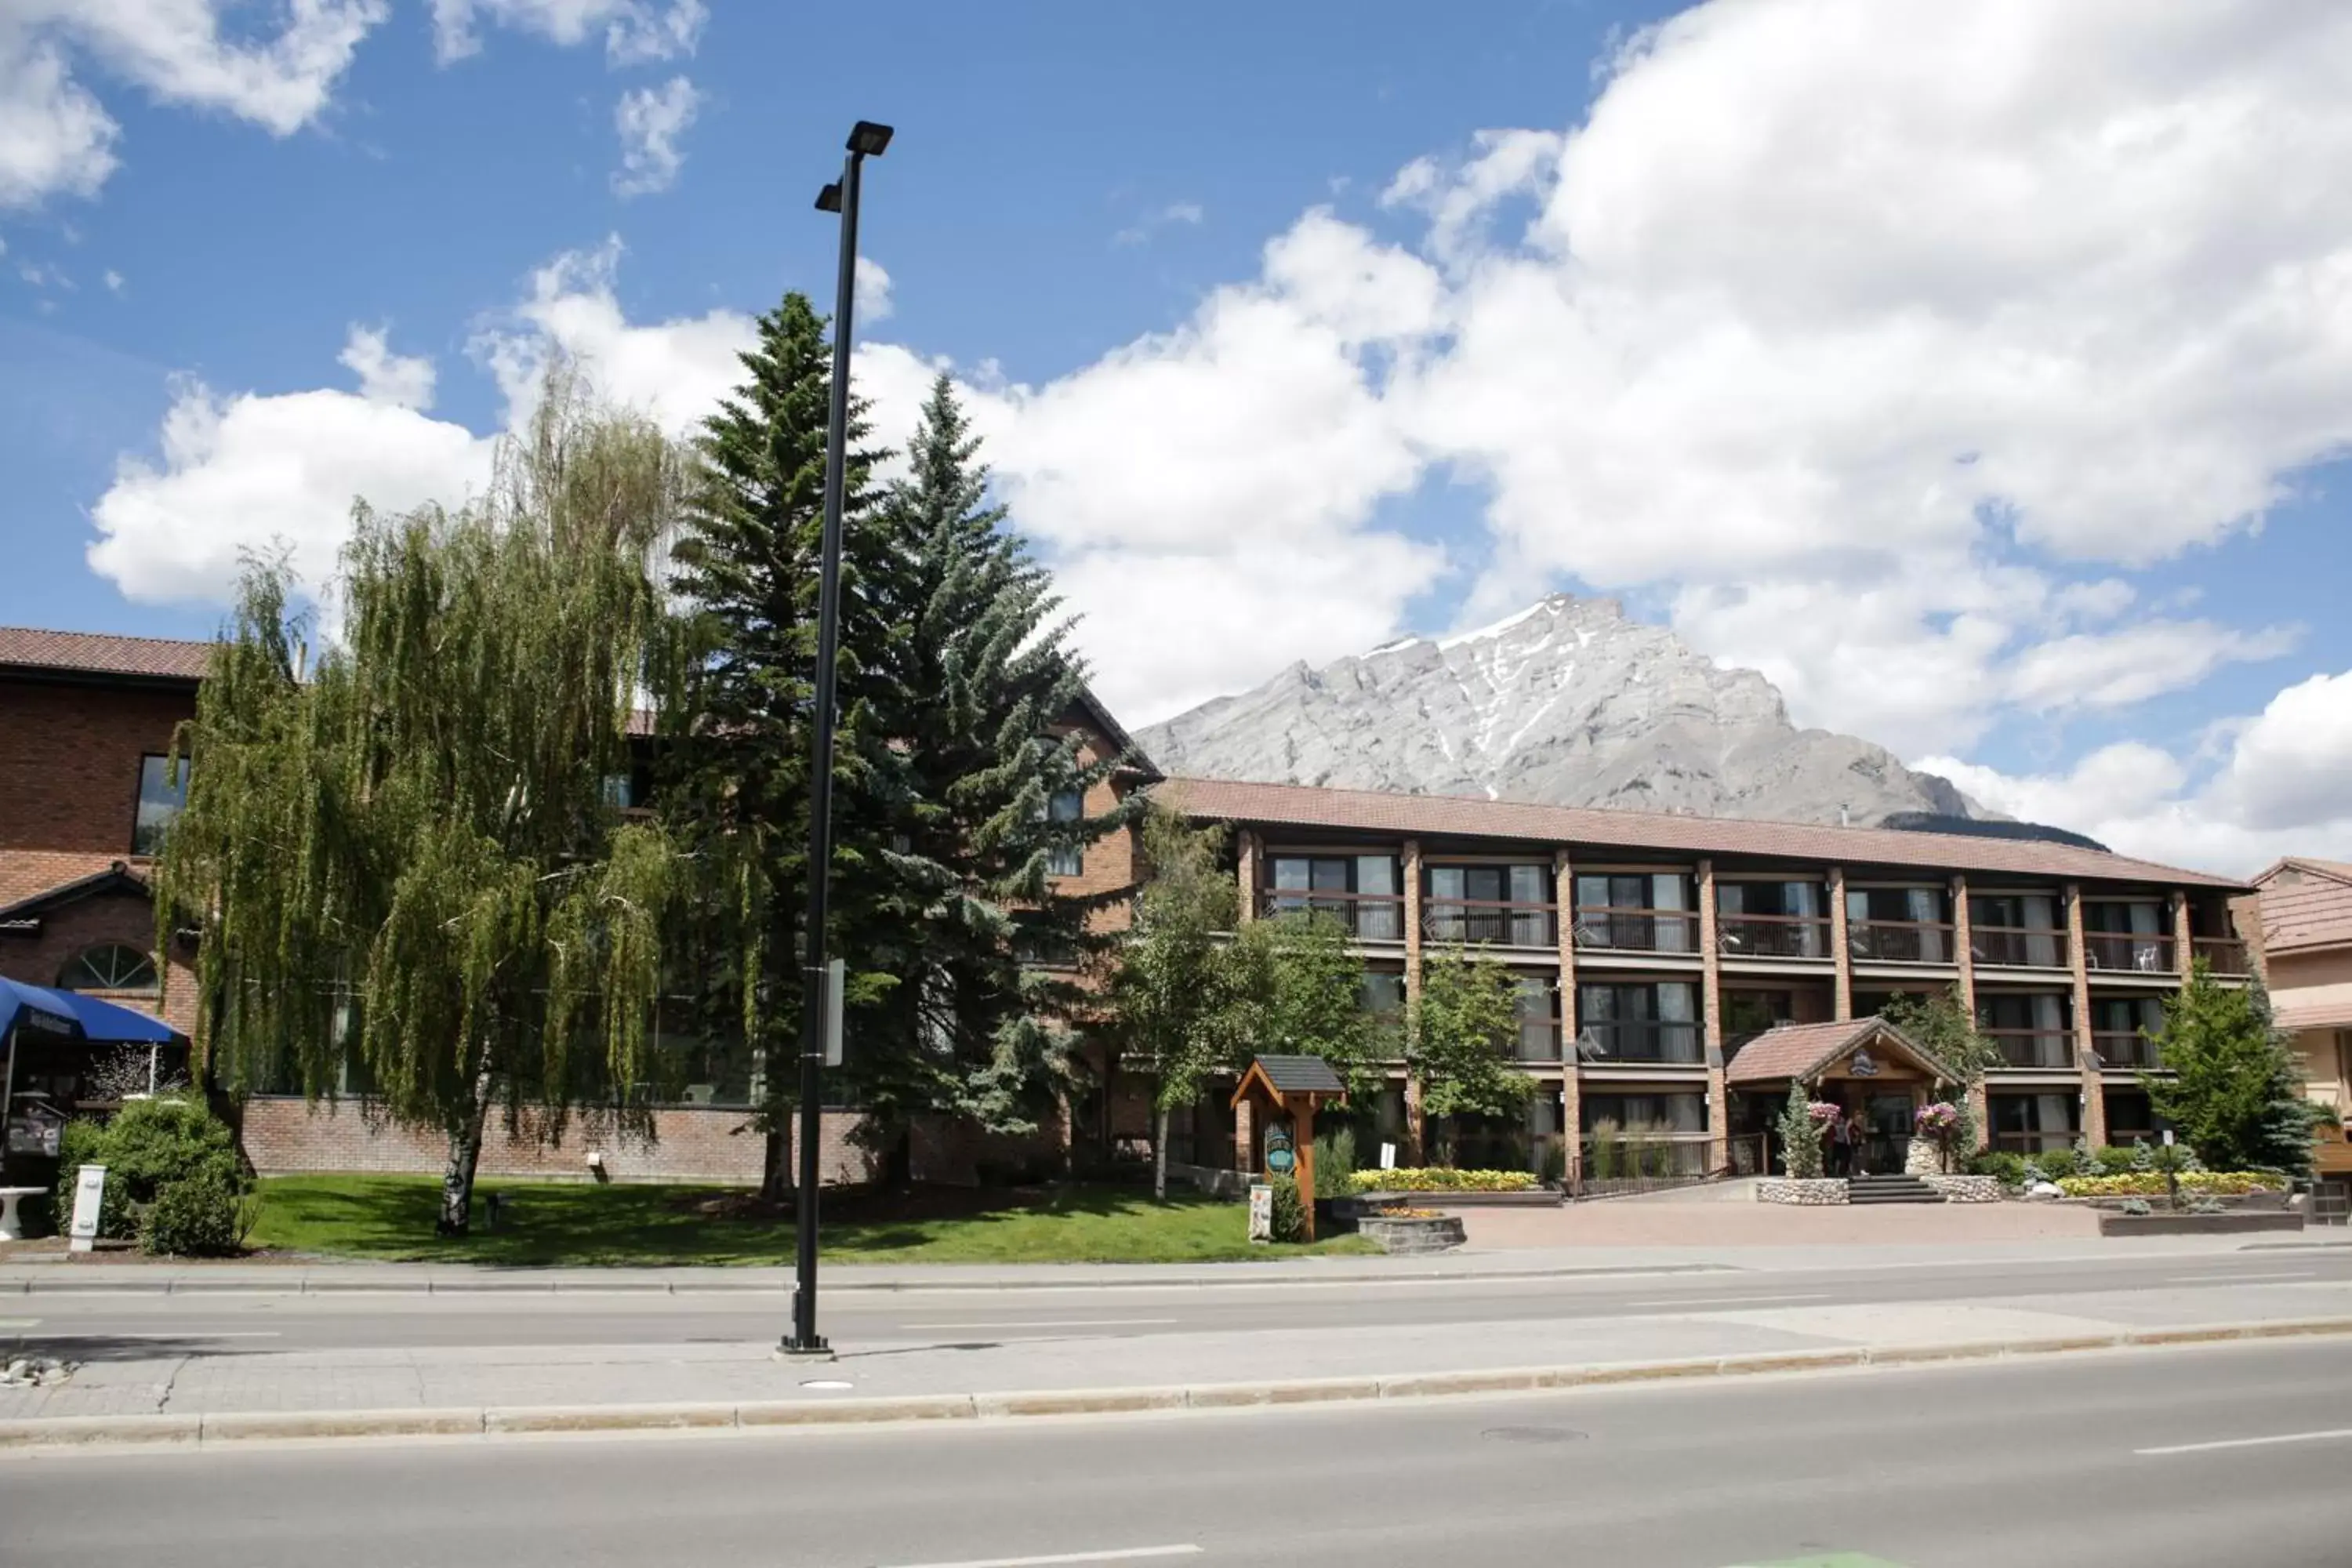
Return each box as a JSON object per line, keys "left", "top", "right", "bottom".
{"left": 0, "top": 976, "right": 180, "bottom": 1046}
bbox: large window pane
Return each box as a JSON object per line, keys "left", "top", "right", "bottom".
{"left": 134, "top": 754, "right": 189, "bottom": 855}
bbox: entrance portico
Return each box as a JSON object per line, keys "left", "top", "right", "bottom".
{"left": 1725, "top": 1018, "right": 1962, "bottom": 1177}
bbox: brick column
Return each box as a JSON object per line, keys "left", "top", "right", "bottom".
{"left": 2066, "top": 881, "right": 2107, "bottom": 1146}
{"left": 1965, "top": 1080, "right": 1991, "bottom": 1152}
{"left": 1951, "top": 873, "right": 1977, "bottom": 1019}
{"left": 1699, "top": 858, "right": 1728, "bottom": 1172}
{"left": 2170, "top": 889, "right": 2193, "bottom": 979}
{"left": 1403, "top": 837, "right": 1425, "bottom": 1162}
{"left": 1829, "top": 866, "right": 1853, "bottom": 1020}
{"left": 1236, "top": 829, "right": 1260, "bottom": 925}
{"left": 1233, "top": 1096, "right": 1254, "bottom": 1175}
{"left": 1555, "top": 847, "right": 1581, "bottom": 1184}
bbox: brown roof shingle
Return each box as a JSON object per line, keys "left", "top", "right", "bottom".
{"left": 1722, "top": 1018, "right": 1956, "bottom": 1085}
{"left": 0, "top": 626, "right": 212, "bottom": 682}
{"left": 2255, "top": 859, "right": 2352, "bottom": 953}
{"left": 1156, "top": 777, "right": 2249, "bottom": 889}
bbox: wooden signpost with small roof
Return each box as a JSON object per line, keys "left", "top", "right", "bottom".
{"left": 1231, "top": 1054, "right": 1348, "bottom": 1241}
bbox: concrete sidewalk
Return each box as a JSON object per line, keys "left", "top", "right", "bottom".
{"left": 6, "top": 1276, "right": 2352, "bottom": 1445}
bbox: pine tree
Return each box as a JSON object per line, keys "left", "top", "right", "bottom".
{"left": 855, "top": 375, "right": 1135, "bottom": 1175}
{"left": 662, "top": 291, "right": 901, "bottom": 1198}
{"left": 2145, "top": 965, "right": 2329, "bottom": 1175}
{"left": 158, "top": 390, "right": 684, "bottom": 1235}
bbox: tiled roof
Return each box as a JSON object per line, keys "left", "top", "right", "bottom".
{"left": 1156, "top": 777, "right": 2249, "bottom": 889}
{"left": 1250, "top": 1054, "right": 1347, "bottom": 1094}
{"left": 2254, "top": 859, "right": 2352, "bottom": 953}
{"left": 1723, "top": 1018, "right": 1954, "bottom": 1085}
{"left": 2277, "top": 1000, "right": 2352, "bottom": 1033}
{"left": 0, "top": 626, "right": 212, "bottom": 682}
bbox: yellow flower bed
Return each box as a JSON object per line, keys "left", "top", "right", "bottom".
{"left": 2055, "top": 1171, "right": 2275, "bottom": 1197}
{"left": 1344, "top": 1168, "right": 1540, "bottom": 1193}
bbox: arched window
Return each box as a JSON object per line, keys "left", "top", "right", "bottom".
{"left": 58, "top": 944, "right": 158, "bottom": 993}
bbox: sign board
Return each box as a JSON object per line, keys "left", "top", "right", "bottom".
{"left": 1849, "top": 1047, "right": 1880, "bottom": 1077}
{"left": 1264, "top": 1123, "right": 1295, "bottom": 1176}
{"left": 1247, "top": 1183, "right": 1273, "bottom": 1243}
{"left": 822, "top": 958, "right": 844, "bottom": 1066}
{"left": 68, "top": 1164, "right": 107, "bottom": 1254}
{"left": 1379, "top": 1141, "right": 1396, "bottom": 1171}
{"left": 2162, "top": 1129, "right": 2175, "bottom": 1147}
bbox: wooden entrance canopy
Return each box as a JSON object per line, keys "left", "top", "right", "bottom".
{"left": 1722, "top": 1018, "right": 1958, "bottom": 1091}
{"left": 1231, "top": 1054, "right": 1348, "bottom": 1240}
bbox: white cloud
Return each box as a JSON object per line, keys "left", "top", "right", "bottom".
{"left": 431, "top": 0, "right": 705, "bottom": 66}
{"left": 0, "top": 1, "right": 387, "bottom": 209}
{"left": 611, "top": 75, "right": 699, "bottom": 198}
{"left": 854, "top": 256, "right": 892, "bottom": 323}
{"left": 102, "top": 267, "right": 122, "bottom": 292}
{"left": 337, "top": 324, "right": 436, "bottom": 412}
{"left": 1920, "top": 670, "right": 2352, "bottom": 874}
{"left": 1112, "top": 200, "right": 1205, "bottom": 246}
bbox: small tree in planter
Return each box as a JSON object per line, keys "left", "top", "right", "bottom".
{"left": 1777, "top": 1083, "right": 1831, "bottom": 1178}
{"left": 1915, "top": 1101, "right": 1962, "bottom": 1174}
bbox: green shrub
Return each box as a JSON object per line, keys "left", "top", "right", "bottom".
{"left": 104, "top": 1096, "right": 246, "bottom": 1206}
{"left": 1968, "top": 1150, "right": 2029, "bottom": 1188}
{"left": 140, "top": 1167, "right": 250, "bottom": 1257}
{"left": 1538, "top": 1139, "right": 1567, "bottom": 1187}
{"left": 1344, "top": 1167, "right": 1537, "bottom": 1194}
{"left": 2033, "top": 1148, "right": 2082, "bottom": 1181}
{"left": 1589, "top": 1120, "right": 1621, "bottom": 1181}
{"left": 1267, "top": 1174, "right": 1306, "bottom": 1243}
{"left": 1312, "top": 1127, "right": 1357, "bottom": 1200}
{"left": 2089, "top": 1145, "right": 2143, "bottom": 1177}
{"left": 52, "top": 1120, "right": 132, "bottom": 1240}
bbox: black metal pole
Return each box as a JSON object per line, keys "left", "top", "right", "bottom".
{"left": 783, "top": 146, "right": 865, "bottom": 1359}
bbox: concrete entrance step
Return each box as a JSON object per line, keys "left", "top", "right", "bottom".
{"left": 1846, "top": 1174, "right": 1946, "bottom": 1205}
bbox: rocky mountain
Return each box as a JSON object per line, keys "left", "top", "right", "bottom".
{"left": 1135, "top": 594, "right": 1989, "bottom": 829}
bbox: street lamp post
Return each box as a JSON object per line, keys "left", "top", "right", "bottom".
{"left": 783, "top": 118, "right": 893, "bottom": 1361}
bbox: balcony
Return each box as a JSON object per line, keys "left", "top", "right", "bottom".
{"left": 1971, "top": 926, "right": 2069, "bottom": 968}
{"left": 1576, "top": 1020, "right": 1704, "bottom": 1065}
{"left": 1984, "top": 1028, "right": 2074, "bottom": 1070}
{"left": 2193, "top": 936, "right": 2250, "bottom": 977}
{"left": 1259, "top": 890, "right": 1405, "bottom": 941}
{"left": 1991, "top": 1130, "right": 2078, "bottom": 1155}
{"left": 1512, "top": 1022, "right": 1564, "bottom": 1063}
{"left": 1573, "top": 907, "right": 1700, "bottom": 955}
{"left": 1846, "top": 920, "right": 1955, "bottom": 964}
{"left": 2093, "top": 1031, "right": 2163, "bottom": 1070}
{"left": 1424, "top": 899, "right": 1557, "bottom": 949}
{"left": 1715, "top": 913, "right": 1831, "bottom": 960}
{"left": 2085, "top": 932, "right": 2176, "bottom": 974}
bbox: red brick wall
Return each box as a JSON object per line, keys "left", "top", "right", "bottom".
{"left": 0, "top": 677, "right": 194, "bottom": 862}
{"left": 0, "top": 888, "right": 198, "bottom": 1035}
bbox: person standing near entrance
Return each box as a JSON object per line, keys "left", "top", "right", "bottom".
{"left": 1828, "top": 1107, "right": 1853, "bottom": 1177}
{"left": 1845, "top": 1109, "right": 1870, "bottom": 1177}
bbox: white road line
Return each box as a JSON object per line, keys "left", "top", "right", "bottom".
{"left": 2161, "top": 1272, "right": 2316, "bottom": 1284}
{"left": 2136, "top": 1427, "right": 2352, "bottom": 1457}
{"left": 0, "top": 1319, "right": 38, "bottom": 1329}
{"left": 23, "top": 1330, "right": 283, "bottom": 1340}
{"left": 1622, "top": 1293, "right": 1831, "bottom": 1309}
{"left": 898, "top": 1319, "right": 1182, "bottom": 1331}
{"left": 877, "top": 1545, "right": 1203, "bottom": 1568}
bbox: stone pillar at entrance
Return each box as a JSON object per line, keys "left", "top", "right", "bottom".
{"left": 1828, "top": 866, "right": 1853, "bottom": 1020}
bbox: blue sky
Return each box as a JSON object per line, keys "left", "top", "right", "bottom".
{"left": 3, "top": 2, "right": 2350, "bottom": 871}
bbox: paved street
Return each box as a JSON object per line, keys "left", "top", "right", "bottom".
{"left": 8, "top": 1338, "right": 2350, "bottom": 1567}
{"left": 9, "top": 1243, "right": 2350, "bottom": 1353}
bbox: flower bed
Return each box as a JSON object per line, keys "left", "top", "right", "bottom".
{"left": 1342, "top": 1168, "right": 1539, "bottom": 1194}
{"left": 2056, "top": 1171, "right": 2277, "bottom": 1198}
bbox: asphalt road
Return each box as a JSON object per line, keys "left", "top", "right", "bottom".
{"left": 7, "top": 1246, "right": 2350, "bottom": 1353}
{"left": 7, "top": 1338, "right": 2351, "bottom": 1566}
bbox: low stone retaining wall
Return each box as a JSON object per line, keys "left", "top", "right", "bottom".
{"left": 1356, "top": 1214, "right": 1468, "bottom": 1254}
{"left": 1756, "top": 1178, "right": 1849, "bottom": 1205}
{"left": 1921, "top": 1174, "right": 2002, "bottom": 1203}
{"left": 2100, "top": 1210, "right": 2305, "bottom": 1237}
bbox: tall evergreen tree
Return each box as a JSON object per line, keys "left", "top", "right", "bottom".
{"left": 855, "top": 375, "right": 1134, "bottom": 1175}
{"left": 2146, "top": 965, "right": 2331, "bottom": 1175}
{"left": 158, "top": 391, "right": 684, "bottom": 1235}
{"left": 662, "top": 292, "right": 902, "bottom": 1197}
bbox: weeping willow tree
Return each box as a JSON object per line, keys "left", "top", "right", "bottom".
{"left": 156, "top": 388, "right": 686, "bottom": 1235}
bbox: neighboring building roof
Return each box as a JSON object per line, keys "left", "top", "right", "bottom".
{"left": 1071, "top": 684, "right": 1161, "bottom": 781}
{"left": 1723, "top": 1018, "right": 1955, "bottom": 1086}
{"left": 0, "top": 861, "right": 150, "bottom": 927}
{"left": 1157, "top": 776, "right": 2248, "bottom": 889}
{"left": 2252, "top": 858, "right": 2352, "bottom": 954}
{"left": 2277, "top": 999, "right": 2352, "bottom": 1034}
{"left": 0, "top": 626, "right": 212, "bottom": 684}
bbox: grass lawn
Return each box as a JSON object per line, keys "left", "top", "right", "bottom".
{"left": 245, "top": 1176, "right": 1379, "bottom": 1267}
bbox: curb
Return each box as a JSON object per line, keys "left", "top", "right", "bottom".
{"left": 0, "top": 1261, "right": 1738, "bottom": 1298}
{"left": 5, "top": 1316, "right": 2350, "bottom": 1452}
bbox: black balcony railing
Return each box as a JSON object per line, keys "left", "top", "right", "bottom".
{"left": 1259, "top": 890, "right": 1406, "bottom": 941}
{"left": 2093, "top": 1030, "right": 2163, "bottom": 1069}
{"left": 1971, "top": 926, "right": 2069, "bottom": 968}
{"left": 2193, "top": 937, "right": 2249, "bottom": 976}
{"left": 1984, "top": 1028, "right": 2074, "bottom": 1069}
{"left": 1715, "top": 913, "right": 1831, "bottom": 960}
{"left": 1424, "top": 900, "right": 1557, "bottom": 948}
{"left": 1575, "top": 1020, "right": 1704, "bottom": 1065}
{"left": 2085, "top": 932, "right": 2176, "bottom": 974}
{"left": 1573, "top": 907, "right": 1699, "bottom": 954}
{"left": 1846, "top": 920, "right": 1955, "bottom": 964}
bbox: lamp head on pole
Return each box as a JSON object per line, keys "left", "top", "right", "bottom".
{"left": 848, "top": 120, "right": 894, "bottom": 157}
{"left": 815, "top": 181, "right": 843, "bottom": 213}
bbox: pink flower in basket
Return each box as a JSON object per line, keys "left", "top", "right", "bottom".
{"left": 1915, "top": 1102, "right": 1962, "bottom": 1134}
{"left": 1804, "top": 1100, "right": 1842, "bottom": 1125}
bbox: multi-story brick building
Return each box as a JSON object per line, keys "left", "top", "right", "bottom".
{"left": 2250, "top": 858, "right": 2352, "bottom": 1212}
{"left": 1153, "top": 777, "right": 2259, "bottom": 1181}
{"left": 0, "top": 623, "right": 1159, "bottom": 1186}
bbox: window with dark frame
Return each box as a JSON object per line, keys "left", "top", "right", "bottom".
{"left": 133, "top": 753, "right": 190, "bottom": 855}
{"left": 1045, "top": 786, "right": 1085, "bottom": 877}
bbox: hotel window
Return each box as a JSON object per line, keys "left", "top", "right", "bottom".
{"left": 1426, "top": 863, "right": 1552, "bottom": 945}
{"left": 1987, "top": 1091, "right": 2080, "bottom": 1154}
{"left": 1581, "top": 1093, "right": 1706, "bottom": 1134}
{"left": 1845, "top": 886, "right": 1951, "bottom": 962}
{"left": 1969, "top": 894, "right": 2063, "bottom": 967}
{"left": 57, "top": 944, "right": 159, "bottom": 994}
{"left": 133, "top": 754, "right": 191, "bottom": 855}
{"left": 1514, "top": 978, "right": 1559, "bottom": 1060}
{"left": 1269, "top": 854, "right": 1403, "bottom": 940}
{"left": 1576, "top": 981, "right": 1700, "bottom": 1063}
{"left": 1044, "top": 787, "right": 1085, "bottom": 877}
{"left": 1573, "top": 872, "right": 1694, "bottom": 952}
{"left": 1715, "top": 880, "right": 1827, "bottom": 957}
